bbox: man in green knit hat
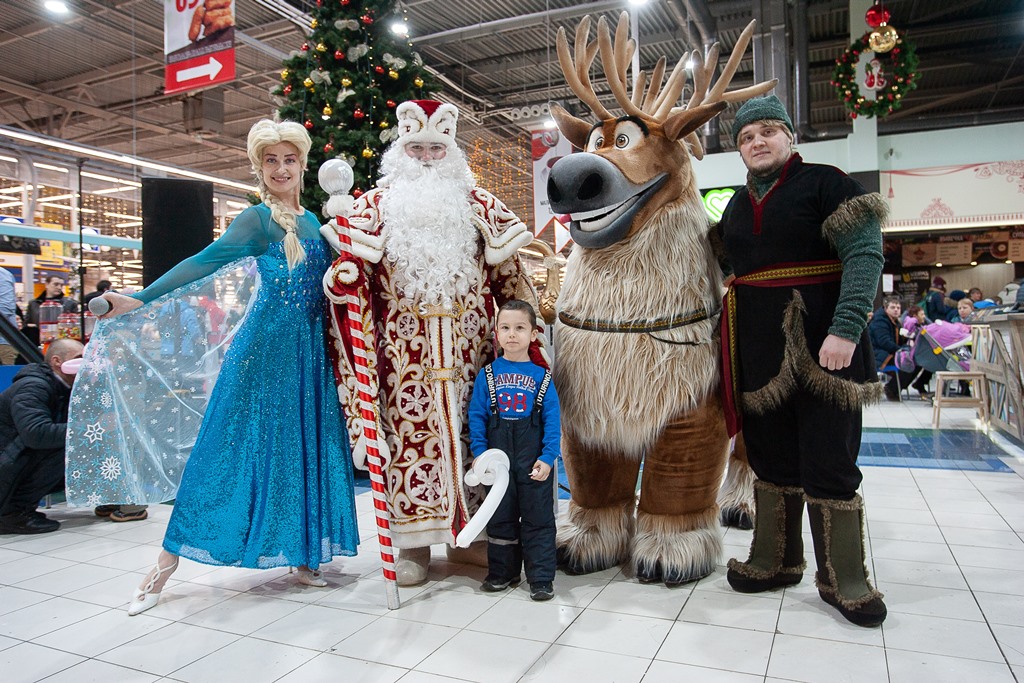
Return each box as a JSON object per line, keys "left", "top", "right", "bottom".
{"left": 716, "top": 95, "right": 888, "bottom": 626}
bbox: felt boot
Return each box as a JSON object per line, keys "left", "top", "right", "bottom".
{"left": 727, "top": 480, "right": 806, "bottom": 592}
{"left": 807, "top": 494, "right": 887, "bottom": 627}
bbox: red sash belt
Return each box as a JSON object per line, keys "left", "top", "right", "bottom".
{"left": 720, "top": 260, "right": 844, "bottom": 436}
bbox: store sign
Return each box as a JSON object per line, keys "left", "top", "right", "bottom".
{"left": 164, "top": 0, "right": 236, "bottom": 96}
{"left": 701, "top": 188, "right": 736, "bottom": 222}
{"left": 532, "top": 129, "right": 573, "bottom": 252}
{"left": 0, "top": 216, "right": 41, "bottom": 255}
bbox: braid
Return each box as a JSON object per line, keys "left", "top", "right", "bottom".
{"left": 260, "top": 184, "right": 306, "bottom": 271}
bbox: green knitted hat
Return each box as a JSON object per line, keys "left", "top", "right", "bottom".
{"left": 733, "top": 95, "right": 794, "bottom": 143}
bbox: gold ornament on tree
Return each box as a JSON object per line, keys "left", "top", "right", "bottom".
{"left": 303, "top": 77, "right": 314, "bottom": 88}
{"left": 388, "top": 69, "right": 399, "bottom": 80}
{"left": 281, "top": 69, "right": 290, "bottom": 80}
{"left": 361, "top": 147, "right": 374, "bottom": 159}
{"left": 310, "top": 18, "right": 318, "bottom": 29}
{"left": 322, "top": 104, "right": 333, "bottom": 118}
{"left": 316, "top": 42, "right": 327, "bottom": 53}
{"left": 341, "top": 77, "right": 352, "bottom": 87}
{"left": 413, "top": 77, "right": 424, "bottom": 87}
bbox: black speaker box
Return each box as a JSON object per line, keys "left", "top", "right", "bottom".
{"left": 141, "top": 178, "right": 215, "bottom": 287}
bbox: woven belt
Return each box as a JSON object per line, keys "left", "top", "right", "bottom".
{"left": 721, "top": 259, "right": 844, "bottom": 437}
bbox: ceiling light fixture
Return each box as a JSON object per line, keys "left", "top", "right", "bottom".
{"left": 390, "top": 20, "right": 409, "bottom": 37}
{"left": 44, "top": 1, "right": 69, "bottom": 14}
{"left": 0, "top": 126, "right": 256, "bottom": 193}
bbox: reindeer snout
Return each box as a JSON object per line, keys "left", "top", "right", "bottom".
{"left": 547, "top": 153, "right": 629, "bottom": 214}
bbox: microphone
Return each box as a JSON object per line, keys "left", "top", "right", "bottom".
{"left": 88, "top": 297, "right": 111, "bottom": 316}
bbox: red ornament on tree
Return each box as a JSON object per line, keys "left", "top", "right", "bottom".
{"left": 283, "top": 85, "right": 292, "bottom": 95}
{"left": 386, "top": 99, "right": 396, "bottom": 108}
{"left": 301, "top": 42, "right": 309, "bottom": 52}
{"left": 324, "top": 142, "right": 334, "bottom": 153}
{"left": 374, "top": 65, "right": 385, "bottom": 75}
{"left": 361, "top": 14, "right": 373, "bottom": 25}
{"left": 340, "top": 0, "right": 350, "bottom": 5}
{"left": 304, "top": 119, "right": 314, "bottom": 129}
{"left": 865, "top": 2, "right": 891, "bottom": 29}
{"left": 334, "top": 50, "right": 344, "bottom": 60}
{"left": 353, "top": 108, "right": 365, "bottom": 120}
{"left": 353, "top": 188, "right": 363, "bottom": 199}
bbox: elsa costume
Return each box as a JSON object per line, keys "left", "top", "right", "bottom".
{"left": 66, "top": 203, "right": 358, "bottom": 569}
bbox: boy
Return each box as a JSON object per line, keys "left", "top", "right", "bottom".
{"left": 468, "top": 300, "right": 560, "bottom": 601}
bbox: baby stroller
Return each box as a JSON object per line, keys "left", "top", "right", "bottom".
{"left": 913, "top": 326, "right": 973, "bottom": 397}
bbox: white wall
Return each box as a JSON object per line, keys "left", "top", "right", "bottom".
{"left": 694, "top": 121, "right": 1024, "bottom": 190}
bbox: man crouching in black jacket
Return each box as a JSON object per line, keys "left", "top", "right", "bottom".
{"left": 0, "top": 338, "right": 83, "bottom": 534}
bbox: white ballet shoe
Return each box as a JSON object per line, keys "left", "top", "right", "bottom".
{"left": 396, "top": 546, "right": 431, "bottom": 586}
{"left": 291, "top": 566, "right": 328, "bottom": 587}
{"left": 127, "top": 557, "right": 178, "bottom": 616}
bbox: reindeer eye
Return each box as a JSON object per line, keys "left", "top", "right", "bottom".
{"left": 611, "top": 120, "right": 644, "bottom": 151}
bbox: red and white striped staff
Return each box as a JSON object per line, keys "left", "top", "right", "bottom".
{"left": 319, "top": 159, "right": 400, "bottom": 609}
{"left": 337, "top": 227, "right": 399, "bottom": 610}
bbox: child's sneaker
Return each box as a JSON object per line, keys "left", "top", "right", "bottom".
{"left": 481, "top": 575, "right": 521, "bottom": 592}
{"left": 529, "top": 582, "right": 554, "bottom": 601}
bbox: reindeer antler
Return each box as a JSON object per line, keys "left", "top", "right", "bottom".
{"left": 555, "top": 16, "right": 611, "bottom": 120}
{"left": 557, "top": 12, "right": 777, "bottom": 156}
{"left": 677, "top": 20, "right": 778, "bottom": 159}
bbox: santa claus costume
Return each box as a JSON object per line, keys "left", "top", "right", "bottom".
{"left": 322, "top": 100, "right": 536, "bottom": 584}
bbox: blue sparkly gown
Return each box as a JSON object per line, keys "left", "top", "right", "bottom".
{"left": 67, "top": 203, "right": 358, "bottom": 570}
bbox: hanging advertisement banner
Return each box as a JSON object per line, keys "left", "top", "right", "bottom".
{"left": 164, "top": 0, "right": 236, "bottom": 96}
{"left": 531, "top": 128, "right": 572, "bottom": 252}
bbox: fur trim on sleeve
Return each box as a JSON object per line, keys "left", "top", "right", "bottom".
{"left": 821, "top": 193, "right": 888, "bottom": 248}
{"left": 348, "top": 188, "right": 387, "bottom": 263}
{"left": 470, "top": 188, "right": 533, "bottom": 265}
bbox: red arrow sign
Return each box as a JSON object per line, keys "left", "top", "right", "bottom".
{"left": 165, "top": 48, "right": 235, "bottom": 95}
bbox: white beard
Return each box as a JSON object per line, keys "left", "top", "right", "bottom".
{"left": 379, "top": 145, "right": 481, "bottom": 309}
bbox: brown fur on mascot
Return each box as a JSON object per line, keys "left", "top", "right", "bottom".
{"left": 547, "top": 14, "right": 772, "bottom": 585}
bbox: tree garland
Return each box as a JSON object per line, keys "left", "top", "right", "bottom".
{"left": 831, "top": 31, "right": 919, "bottom": 119}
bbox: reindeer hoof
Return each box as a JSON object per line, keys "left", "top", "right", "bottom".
{"left": 636, "top": 558, "right": 712, "bottom": 587}
{"left": 556, "top": 545, "right": 620, "bottom": 575}
{"left": 635, "top": 560, "right": 662, "bottom": 584}
{"left": 721, "top": 506, "right": 754, "bottom": 530}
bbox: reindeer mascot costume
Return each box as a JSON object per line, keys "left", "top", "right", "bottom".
{"left": 546, "top": 14, "right": 772, "bottom": 585}
{"left": 322, "top": 100, "right": 535, "bottom": 585}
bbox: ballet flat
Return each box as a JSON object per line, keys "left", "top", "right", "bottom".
{"left": 291, "top": 567, "right": 328, "bottom": 587}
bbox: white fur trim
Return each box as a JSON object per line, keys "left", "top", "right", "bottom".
{"left": 396, "top": 101, "right": 459, "bottom": 147}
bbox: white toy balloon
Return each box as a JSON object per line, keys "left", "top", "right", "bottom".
{"left": 455, "top": 448, "right": 510, "bottom": 548}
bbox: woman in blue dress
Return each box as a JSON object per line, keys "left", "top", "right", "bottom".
{"left": 94, "top": 120, "right": 359, "bottom": 616}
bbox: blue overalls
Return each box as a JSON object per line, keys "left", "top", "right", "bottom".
{"left": 482, "top": 364, "right": 557, "bottom": 585}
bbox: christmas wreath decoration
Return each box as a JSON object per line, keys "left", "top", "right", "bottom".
{"left": 831, "top": 32, "right": 919, "bottom": 119}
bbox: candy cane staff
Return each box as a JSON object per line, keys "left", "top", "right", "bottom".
{"left": 319, "top": 159, "right": 400, "bottom": 609}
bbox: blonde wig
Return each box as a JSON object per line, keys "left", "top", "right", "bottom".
{"left": 247, "top": 119, "right": 312, "bottom": 270}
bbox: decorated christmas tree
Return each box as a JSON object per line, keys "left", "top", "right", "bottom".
{"left": 274, "top": 0, "right": 436, "bottom": 216}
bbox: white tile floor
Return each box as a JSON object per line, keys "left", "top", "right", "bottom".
{"left": 2, "top": 399, "right": 1023, "bottom": 683}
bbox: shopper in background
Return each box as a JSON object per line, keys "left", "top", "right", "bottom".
{"left": 0, "top": 339, "right": 83, "bottom": 534}
{"left": 24, "top": 276, "right": 79, "bottom": 346}
{"left": 0, "top": 268, "right": 19, "bottom": 365}
{"left": 82, "top": 279, "right": 113, "bottom": 307}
